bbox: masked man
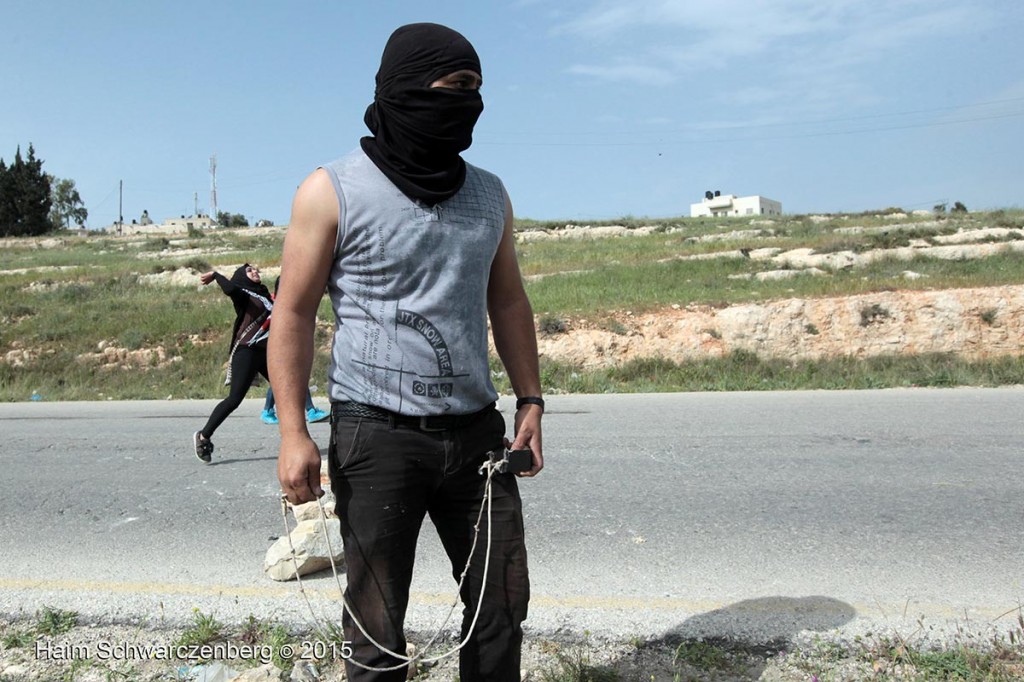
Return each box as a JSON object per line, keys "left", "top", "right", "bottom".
{"left": 270, "top": 23, "right": 544, "bottom": 682}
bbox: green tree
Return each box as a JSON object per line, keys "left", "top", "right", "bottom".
{"left": 48, "top": 176, "right": 88, "bottom": 229}
{"left": 0, "top": 144, "right": 54, "bottom": 237}
{"left": 217, "top": 211, "right": 249, "bottom": 228}
{"left": 951, "top": 201, "right": 968, "bottom": 214}
{"left": 0, "top": 159, "right": 15, "bottom": 232}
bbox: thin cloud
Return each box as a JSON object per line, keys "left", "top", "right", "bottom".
{"left": 567, "top": 62, "right": 675, "bottom": 87}
{"left": 560, "top": 0, "right": 993, "bottom": 106}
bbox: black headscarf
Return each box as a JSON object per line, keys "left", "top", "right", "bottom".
{"left": 224, "top": 264, "right": 272, "bottom": 355}
{"left": 360, "top": 23, "right": 484, "bottom": 206}
{"left": 230, "top": 263, "right": 271, "bottom": 299}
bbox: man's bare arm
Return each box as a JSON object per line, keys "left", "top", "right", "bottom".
{"left": 269, "top": 168, "right": 338, "bottom": 504}
{"left": 488, "top": 193, "right": 544, "bottom": 476}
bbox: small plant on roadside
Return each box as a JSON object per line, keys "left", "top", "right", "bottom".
{"left": 35, "top": 606, "right": 78, "bottom": 636}
{"left": 980, "top": 308, "right": 998, "bottom": 325}
{"left": 262, "top": 623, "right": 296, "bottom": 673}
{"left": 238, "top": 615, "right": 265, "bottom": 645}
{"left": 835, "top": 614, "right": 1024, "bottom": 681}
{"left": 537, "top": 640, "right": 618, "bottom": 682}
{"left": 175, "top": 608, "right": 224, "bottom": 648}
{"left": 673, "top": 639, "right": 732, "bottom": 672}
{"left": 239, "top": 615, "right": 295, "bottom": 672}
{"left": 316, "top": 620, "right": 346, "bottom": 644}
{"left": 2, "top": 627, "right": 35, "bottom": 648}
{"left": 60, "top": 657, "right": 92, "bottom": 682}
{"left": 99, "top": 663, "right": 138, "bottom": 681}
{"left": 805, "top": 323, "right": 820, "bottom": 335}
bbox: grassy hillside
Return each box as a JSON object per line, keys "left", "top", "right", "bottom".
{"left": 2, "top": 209, "right": 1023, "bottom": 401}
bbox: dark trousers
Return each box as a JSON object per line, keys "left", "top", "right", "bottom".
{"left": 328, "top": 406, "right": 530, "bottom": 682}
{"left": 201, "top": 345, "right": 268, "bottom": 439}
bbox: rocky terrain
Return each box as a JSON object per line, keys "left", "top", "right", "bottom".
{"left": 532, "top": 284, "right": 1024, "bottom": 367}
{"left": 5, "top": 216, "right": 1024, "bottom": 378}
{"left": 3, "top": 215, "right": 1024, "bottom": 679}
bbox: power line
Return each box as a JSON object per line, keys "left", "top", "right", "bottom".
{"left": 91, "top": 183, "right": 120, "bottom": 211}
{"left": 476, "top": 109, "right": 1024, "bottom": 147}
{"left": 479, "top": 96, "right": 1024, "bottom": 138}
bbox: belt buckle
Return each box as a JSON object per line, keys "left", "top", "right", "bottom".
{"left": 418, "top": 416, "right": 448, "bottom": 432}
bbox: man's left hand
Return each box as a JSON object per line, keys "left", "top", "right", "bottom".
{"left": 509, "top": 404, "right": 543, "bottom": 477}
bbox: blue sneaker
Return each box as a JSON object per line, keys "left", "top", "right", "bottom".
{"left": 261, "top": 408, "right": 279, "bottom": 425}
{"left": 306, "top": 407, "right": 329, "bottom": 423}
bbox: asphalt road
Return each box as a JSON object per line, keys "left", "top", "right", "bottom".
{"left": 1, "top": 389, "right": 1021, "bottom": 645}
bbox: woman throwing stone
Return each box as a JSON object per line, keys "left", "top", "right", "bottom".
{"left": 193, "top": 263, "right": 273, "bottom": 463}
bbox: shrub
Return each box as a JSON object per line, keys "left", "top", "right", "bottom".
{"left": 859, "top": 303, "right": 891, "bottom": 327}
{"left": 182, "top": 257, "right": 211, "bottom": 272}
{"left": 35, "top": 606, "right": 78, "bottom": 636}
{"left": 539, "top": 315, "right": 568, "bottom": 335}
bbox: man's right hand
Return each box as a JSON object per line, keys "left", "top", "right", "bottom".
{"left": 277, "top": 434, "right": 324, "bottom": 505}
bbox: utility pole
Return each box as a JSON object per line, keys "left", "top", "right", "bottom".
{"left": 117, "top": 180, "right": 123, "bottom": 236}
{"left": 194, "top": 192, "right": 199, "bottom": 217}
{"left": 210, "top": 155, "right": 218, "bottom": 225}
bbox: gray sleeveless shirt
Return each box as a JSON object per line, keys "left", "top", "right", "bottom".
{"left": 321, "top": 149, "right": 506, "bottom": 416}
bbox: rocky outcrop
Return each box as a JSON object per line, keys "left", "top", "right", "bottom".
{"left": 534, "top": 285, "right": 1024, "bottom": 367}
{"left": 76, "top": 340, "right": 183, "bottom": 370}
{"left": 515, "top": 224, "right": 663, "bottom": 242}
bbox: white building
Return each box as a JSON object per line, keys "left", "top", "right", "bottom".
{"left": 103, "top": 214, "right": 216, "bottom": 235}
{"left": 690, "top": 191, "right": 782, "bottom": 218}
{"left": 162, "top": 215, "right": 217, "bottom": 232}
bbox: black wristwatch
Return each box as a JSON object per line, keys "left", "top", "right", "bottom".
{"left": 515, "top": 396, "right": 545, "bottom": 412}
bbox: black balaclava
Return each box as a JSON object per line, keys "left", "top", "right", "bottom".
{"left": 360, "top": 23, "right": 483, "bottom": 206}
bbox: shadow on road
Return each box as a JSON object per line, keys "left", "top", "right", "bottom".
{"left": 209, "top": 456, "right": 279, "bottom": 466}
{"left": 575, "top": 595, "right": 856, "bottom": 680}
{"left": 666, "top": 595, "right": 856, "bottom": 643}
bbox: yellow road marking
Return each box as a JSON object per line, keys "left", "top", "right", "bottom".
{"left": 0, "top": 577, "right": 716, "bottom": 610}
{"left": 1, "top": 577, "right": 1013, "bottom": 621}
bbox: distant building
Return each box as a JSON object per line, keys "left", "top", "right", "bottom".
{"left": 162, "top": 214, "right": 216, "bottom": 232}
{"left": 102, "top": 213, "right": 217, "bottom": 235}
{"left": 691, "top": 191, "right": 782, "bottom": 218}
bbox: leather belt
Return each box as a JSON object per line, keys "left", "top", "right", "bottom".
{"left": 331, "top": 401, "right": 494, "bottom": 432}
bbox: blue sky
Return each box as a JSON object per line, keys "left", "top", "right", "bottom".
{"left": 2, "top": 0, "right": 1022, "bottom": 227}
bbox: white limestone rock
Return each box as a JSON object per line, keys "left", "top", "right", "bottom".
{"left": 290, "top": 494, "right": 336, "bottom": 523}
{"left": 264, "top": 518, "right": 344, "bottom": 582}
